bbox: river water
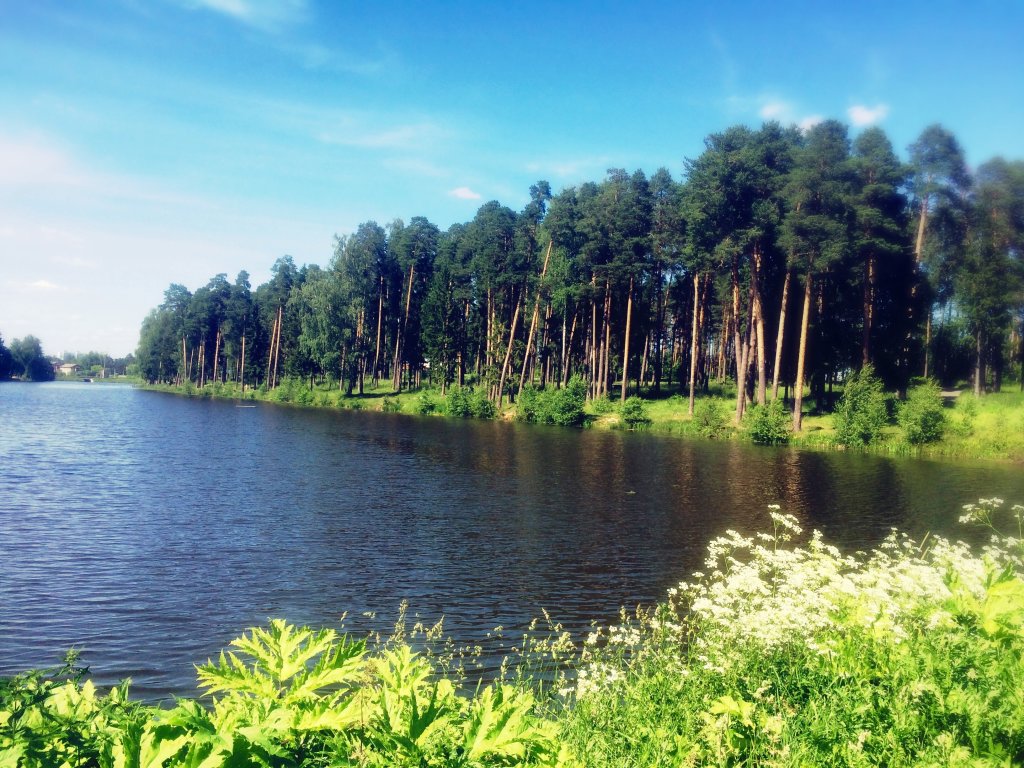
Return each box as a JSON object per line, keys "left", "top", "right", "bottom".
{"left": 1, "top": 382, "right": 1022, "bottom": 699}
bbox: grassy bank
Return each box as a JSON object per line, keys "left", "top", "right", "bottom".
{"left": 3, "top": 499, "right": 1023, "bottom": 767}
{"left": 142, "top": 377, "right": 1024, "bottom": 463}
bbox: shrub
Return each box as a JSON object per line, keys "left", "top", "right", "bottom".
{"left": 445, "top": 387, "right": 471, "bottom": 418}
{"left": 949, "top": 392, "right": 978, "bottom": 437}
{"left": 540, "top": 375, "right": 587, "bottom": 427}
{"left": 899, "top": 379, "right": 946, "bottom": 444}
{"left": 744, "top": 399, "right": 790, "bottom": 445}
{"left": 590, "top": 396, "right": 615, "bottom": 415}
{"left": 516, "top": 385, "right": 541, "bottom": 422}
{"left": 692, "top": 398, "right": 728, "bottom": 439}
{"left": 469, "top": 388, "right": 497, "bottom": 419}
{"left": 381, "top": 395, "right": 401, "bottom": 413}
{"left": 620, "top": 396, "right": 651, "bottom": 429}
{"left": 834, "top": 365, "right": 889, "bottom": 446}
{"left": 416, "top": 391, "right": 438, "bottom": 415}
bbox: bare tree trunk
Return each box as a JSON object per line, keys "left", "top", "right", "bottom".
{"left": 620, "top": 275, "right": 634, "bottom": 402}
{"left": 862, "top": 254, "right": 875, "bottom": 368}
{"left": 392, "top": 263, "right": 415, "bottom": 391}
{"left": 793, "top": 271, "right": 814, "bottom": 432}
{"left": 212, "top": 330, "right": 221, "bottom": 384}
{"left": 752, "top": 247, "right": 767, "bottom": 405}
{"left": 517, "top": 241, "right": 553, "bottom": 399}
{"left": 974, "top": 330, "right": 984, "bottom": 396}
{"left": 772, "top": 269, "right": 792, "bottom": 401}
{"left": 372, "top": 276, "right": 384, "bottom": 385}
{"left": 688, "top": 272, "right": 702, "bottom": 416}
{"left": 639, "top": 333, "right": 650, "bottom": 389}
{"left": 240, "top": 334, "right": 246, "bottom": 392}
{"left": 601, "top": 281, "right": 612, "bottom": 399}
{"left": 497, "top": 288, "right": 523, "bottom": 407}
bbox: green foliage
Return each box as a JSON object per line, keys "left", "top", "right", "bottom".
{"left": 469, "top": 388, "right": 497, "bottom": 419}
{"left": 590, "top": 396, "right": 615, "bottom": 415}
{"left": 619, "top": 397, "right": 651, "bottom": 429}
{"left": 1, "top": 621, "right": 564, "bottom": 768}
{"left": 416, "top": 391, "right": 439, "bottom": 415}
{"left": 949, "top": 392, "right": 978, "bottom": 437}
{"left": 516, "top": 386, "right": 541, "bottom": 422}
{"left": 743, "top": 400, "right": 790, "bottom": 444}
{"left": 445, "top": 387, "right": 472, "bottom": 418}
{"left": 381, "top": 395, "right": 402, "bottom": 413}
{"left": 692, "top": 398, "right": 728, "bottom": 439}
{"left": 541, "top": 376, "right": 588, "bottom": 427}
{"left": 834, "top": 365, "right": 889, "bottom": 446}
{"left": 898, "top": 380, "right": 947, "bottom": 444}
{"left": 562, "top": 499, "right": 1024, "bottom": 767}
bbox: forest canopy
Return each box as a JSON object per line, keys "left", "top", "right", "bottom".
{"left": 136, "top": 119, "right": 1024, "bottom": 428}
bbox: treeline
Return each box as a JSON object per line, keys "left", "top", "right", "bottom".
{"left": 0, "top": 334, "right": 55, "bottom": 382}
{"left": 136, "top": 119, "right": 1024, "bottom": 428}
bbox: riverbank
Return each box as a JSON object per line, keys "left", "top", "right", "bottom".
{"left": 141, "top": 378, "right": 1024, "bottom": 464}
{"left": 4, "top": 499, "right": 1022, "bottom": 767}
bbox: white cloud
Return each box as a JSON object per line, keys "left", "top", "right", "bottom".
{"left": 525, "top": 155, "right": 612, "bottom": 180}
{"left": 319, "top": 122, "right": 444, "bottom": 151}
{"left": 448, "top": 186, "right": 481, "bottom": 200}
{"left": 28, "top": 280, "right": 64, "bottom": 292}
{"left": 799, "top": 115, "right": 825, "bottom": 132}
{"left": 848, "top": 103, "right": 889, "bottom": 126}
{"left": 179, "top": 0, "right": 308, "bottom": 30}
{"left": 759, "top": 100, "right": 791, "bottom": 120}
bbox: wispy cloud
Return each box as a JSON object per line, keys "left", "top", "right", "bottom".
{"left": 759, "top": 100, "right": 791, "bottom": 120}
{"left": 448, "top": 186, "right": 481, "bottom": 200}
{"left": 318, "top": 121, "right": 446, "bottom": 151}
{"left": 799, "top": 115, "right": 825, "bottom": 132}
{"left": 177, "top": 0, "right": 308, "bottom": 31}
{"left": 848, "top": 103, "right": 889, "bottom": 126}
{"left": 27, "top": 279, "right": 65, "bottom": 292}
{"left": 525, "top": 156, "right": 612, "bottom": 180}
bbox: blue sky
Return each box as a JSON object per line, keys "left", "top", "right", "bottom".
{"left": 1, "top": 0, "right": 1022, "bottom": 357}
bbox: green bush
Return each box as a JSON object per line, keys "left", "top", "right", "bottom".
{"left": 590, "top": 396, "right": 615, "bottom": 415}
{"left": 445, "top": 387, "right": 471, "bottom": 418}
{"left": 620, "top": 396, "right": 651, "bottom": 429}
{"left": 693, "top": 398, "right": 728, "bottom": 439}
{"left": 949, "top": 392, "right": 978, "bottom": 437}
{"left": 381, "top": 395, "right": 401, "bottom": 413}
{"left": 516, "top": 385, "right": 541, "bottom": 422}
{"left": 833, "top": 365, "right": 889, "bottom": 446}
{"left": 469, "top": 388, "right": 497, "bottom": 419}
{"left": 416, "top": 391, "right": 438, "bottom": 415}
{"left": 744, "top": 399, "right": 790, "bottom": 445}
{"left": 540, "top": 375, "right": 588, "bottom": 427}
{"left": 899, "top": 379, "right": 946, "bottom": 444}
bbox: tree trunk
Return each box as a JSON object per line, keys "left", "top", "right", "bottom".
{"left": 372, "top": 276, "right": 384, "bottom": 385}
{"left": 212, "top": 330, "right": 221, "bottom": 385}
{"left": 392, "top": 263, "right": 415, "bottom": 391}
{"left": 752, "top": 247, "right": 767, "bottom": 405}
{"left": 688, "top": 272, "right": 702, "bottom": 416}
{"left": 517, "top": 241, "right": 553, "bottom": 399}
{"left": 497, "top": 288, "right": 523, "bottom": 407}
{"left": 974, "top": 330, "right": 984, "bottom": 396}
{"left": 620, "top": 275, "right": 634, "bottom": 403}
{"left": 240, "top": 334, "right": 246, "bottom": 392}
{"left": 771, "top": 269, "right": 792, "bottom": 401}
{"left": 793, "top": 271, "right": 814, "bottom": 432}
{"left": 862, "top": 254, "right": 875, "bottom": 368}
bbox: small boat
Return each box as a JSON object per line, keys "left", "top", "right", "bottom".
{"left": 81, "top": 378, "right": 93, "bottom": 383}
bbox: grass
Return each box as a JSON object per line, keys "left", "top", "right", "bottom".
{"left": 4, "top": 499, "right": 1023, "bottom": 767}
{"left": 141, "top": 377, "right": 1024, "bottom": 463}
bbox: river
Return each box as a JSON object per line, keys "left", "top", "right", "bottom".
{"left": 1, "top": 382, "right": 1022, "bottom": 699}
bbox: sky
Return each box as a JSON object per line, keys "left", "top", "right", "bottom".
{"left": 1, "top": 1, "right": 1022, "bottom": 358}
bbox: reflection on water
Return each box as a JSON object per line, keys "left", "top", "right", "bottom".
{"left": 1, "top": 382, "right": 1021, "bottom": 699}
